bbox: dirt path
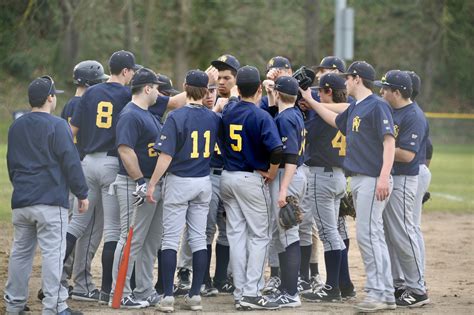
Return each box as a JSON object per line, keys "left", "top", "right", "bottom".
{"left": 1, "top": 212, "right": 473, "bottom": 314}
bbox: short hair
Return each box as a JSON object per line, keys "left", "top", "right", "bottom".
{"left": 238, "top": 83, "right": 260, "bottom": 98}
{"left": 131, "top": 84, "right": 149, "bottom": 95}
{"left": 216, "top": 64, "right": 237, "bottom": 77}
{"left": 361, "top": 77, "right": 373, "bottom": 90}
{"left": 185, "top": 85, "right": 208, "bottom": 101}
{"left": 109, "top": 65, "right": 125, "bottom": 76}
{"left": 411, "top": 90, "right": 419, "bottom": 100}
{"left": 388, "top": 87, "right": 412, "bottom": 99}
{"left": 276, "top": 91, "right": 297, "bottom": 104}
{"left": 320, "top": 88, "right": 348, "bottom": 104}
{"left": 30, "top": 96, "right": 48, "bottom": 108}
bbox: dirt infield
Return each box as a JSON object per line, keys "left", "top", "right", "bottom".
{"left": 1, "top": 212, "right": 473, "bottom": 314}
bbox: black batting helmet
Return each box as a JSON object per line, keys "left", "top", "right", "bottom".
{"left": 73, "top": 60, "right": 109, "bottom": 87}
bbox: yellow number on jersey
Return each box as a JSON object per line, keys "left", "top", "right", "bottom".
{"left": 96, "top": 101, "right": 113, "bottom": 129}
{"left": 148, "top": 143, "right": 158, "bottom": 157}
{"left": 67, "top": 117, "right": 77, "bottom": 144}
{"left": 298, "top": 129, "right": 307, "bottom": 156}
{"left": 331, "top": 131, "right": 346, "bottom": 156}
{"left": 190, "top": 130, "right": 211, "bottom": 158}
{"left": 230, "top": 124, "right": 243, "bottom": 152}
{"left": 214, "top": 143, "right": 221, "bottom": 155}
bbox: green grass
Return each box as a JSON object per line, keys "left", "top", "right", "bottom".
{"left": 0, "top": 142, "right": 472, "bottom": 222}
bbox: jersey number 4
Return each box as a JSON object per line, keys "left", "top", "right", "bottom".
{"left": 190, "top": 130, "right": 211, "bottom": 158}
{"left": 331, "top": 131, "right": 346, "bottom": 156}
{"left": 96, "top": 101, "right": 113, "bottom": 129}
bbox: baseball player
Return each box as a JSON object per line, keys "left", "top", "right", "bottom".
{"left": 5, "top": 75, "right": 89, "bottom": 315}
{"left": 146, "top": 70, "right": 220, "bottom": 312}
{"left": 300, "top": 61, "right": 397, "bottom": 312}
{"left": 300, "top": 73, "right": 356, "bottom": 302}
{"left": 109, "top": 68, "right": 166, "bottom": 308}
{"left": 376, "top": 70, "right": 429, "bottom": 307}
{"left": 220, "top": 65, "right": 282, "bottom": 310}
{"left": 266, "top": 76, "right": 307, "bottom": 308}
{"left": 67, "top": 50, "right": 140, "bottom": 303}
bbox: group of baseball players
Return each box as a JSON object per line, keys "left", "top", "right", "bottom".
{"left": 4, "top": 49, "right": 433, "bottom": 314}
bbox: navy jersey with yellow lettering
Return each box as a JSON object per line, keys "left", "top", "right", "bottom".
{"left": 70, "top": 82, "right": 131, "bottom": 156}
{"left": 116, "top": 102, "right": 162, "bottom": 178}
{"left": 392, "top": 103, "right": 426, "bottom": 175}
{"left": 335, "top": 94, "right": 394, "bottom": 177}
{"left": 155, "top": 104, "right": 221, "bottom": 177}
{"left": 149, "top": 95, "right": 169, "bottom": 122}
{"left": 61, "top": 96, "right": 82, "bottom": 154}
{"left": 274, "top": 107, "right": 305, "bottom": 167}
{"left": 222, "top": 100, "right": 282, "bottom": 171}
{"left": 210, "top": 111, "right": 224, "bottom": 169}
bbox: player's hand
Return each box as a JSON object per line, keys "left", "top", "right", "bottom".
{"left": 298, "top": 99, "right": 310, "bottom": 111}
{"left": 278, "top": 190, "right": 288, "bottom": 208}
{"left": 376, "top": 175, "right": 390, "bottom": 201}
{"left": 299, "top": 87, "right": 313, "bottom": 102}
{"left": 205, "top": 66, "right": 219, "bottom": 85}
{"left": 266, "top": 68, "right": 281, "bottom": 81}
{"left": 230, "top": 85, "right": 239, "bottom": 98}
{"left": 262, "top": 79, "right": 275, "bottom": 92}
{"left": 133, "top": 181, "right": 147, "bottom": 207}
{"left": 213, "top": 97, "right": 228, "bottom": 113}
{"left": 78, "top": 198, "right": 89, "bottom": 214}
{"left": 146, "top": 183, "right": 157, "bottom": 204}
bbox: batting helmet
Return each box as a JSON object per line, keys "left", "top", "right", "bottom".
{"left": 73, "top": 60, "right": 109, "bottom": 87}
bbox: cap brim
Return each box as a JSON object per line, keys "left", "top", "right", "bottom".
{"left": 132, "top": 64, "right": 142, "bottom": 71}
{"left": 161, "top": 88, "right": 180, "bottom": 96}
{"left": 374, "top": 80, "right": 391, "bottom": 88}
{"left": 54, "top": 89, "right": 65, "bottom": 94}
{"left": 211, "top": 60, "right": 237, "bottom": 71}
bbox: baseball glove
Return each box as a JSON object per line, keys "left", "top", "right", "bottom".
{"left": 279, "top": 195, "right": 303, "bottom": 230}
{"left": 339, "top": 191, "right": 356, "bottom": 218}
{"left": 422, "top": 191, "right": 431, "bottom": 204}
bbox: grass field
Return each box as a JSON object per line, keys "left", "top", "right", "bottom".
{"left": 0, "top": 142, "right": 472, "bottom": 222}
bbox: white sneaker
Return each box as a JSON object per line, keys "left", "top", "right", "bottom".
{"left": 272, "top": 291, "right": 301, "bottom": 308}
{"left": 310, "top": 274, "right": 324, "bottom": 291}
{"left": 355, "top": 297, "right": 389, "bottom": 313}
{"left": 184, "top": 294, "right": 202, "bottom": 311}
{"left": 156, "top": 295, "right": 174, "bottom": 313}
{"left": 263, "top": 276, "right": 281, "bottom": 294}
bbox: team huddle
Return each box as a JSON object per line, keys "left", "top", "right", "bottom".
{"left": 4, "top": 50, "right": 433, "bottom": 314}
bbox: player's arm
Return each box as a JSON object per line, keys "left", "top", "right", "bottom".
{"left": 395, "top": 148, "right": 415, "bottom": 163}
{"left": 266, "top": 147, "right": 283, "bottom": 182}
{"left": 299, "top": 87, "right": 338, "bottom": 128}
{"left": 70, "top": 124, "right": 79, "bottom": 138}
{"left": 426, "top": 138, "right": 433, "bottom": 167}
{"left": 278, "top": 156, "right": 297, "bottom": 207}
{"left": 321, "top": 102, "right": 350, "bottom": 113}
{"left": 146, "top": 153, "right": 173, "bottom": 203}
{"left": 376, "top": 134, "right": 395, "bottom": 201}
{"left": 167, "top": 92, "right": 187, "bottom": 109}
{"left": 118, "top": 145, "right": 143, "bottom": 180}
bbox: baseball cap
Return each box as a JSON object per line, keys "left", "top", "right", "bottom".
{"left": 274, "top": 76, "right": 299, "bottom": 96}
{"left": 158, "top": 74, "right": 180, "bottom": 96}
{"left": 236, "top": 66, "right": 261, "bottom": 85}
{"left": 185, "top": 70, "right": 209, "bottom": 88}
{"left": 266, "top": 56, "right": 291, "bottom": 72}
{"left": 109, "top": 50, "right": 140, "bottom": 73}
{"left": 405, "top": 71, "right": 421, "bottom": 96}
{"left": 211, "top": 54, "right": 240, "bottom": 72}
{"left": 315, "top": 73, "right": 346, "bottom": 90}
{"left": 28, "top": 75, "right": 64, "bottom": 106}
{"left": 374, "top": 70, "right": 413, "bottom": 94}
{"left": 130, "top": 68, "right": 163, "bottom": 89}
{"left": 341, "top": 61, "right": 376, "bottom": 81}
{"left": 315, "top": 56, "right": 346, "bottom": 73}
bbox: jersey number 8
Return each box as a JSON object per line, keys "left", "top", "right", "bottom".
{"left": 96, "top": 101, "right": 113, "bottom": 129}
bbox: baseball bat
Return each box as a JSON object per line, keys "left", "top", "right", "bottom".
{"left": 111, "top": 206, "right": 137, "bottom": 309}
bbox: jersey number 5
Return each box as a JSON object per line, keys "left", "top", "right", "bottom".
{"left": 331, "top": 131, "right": 346, "bottom": 156}
{"left": 229, "top": 124, "right": 243, "bottom": 152}
{"left": 96, "top": 101, "right": 113, "bottom": 129}
{"left": 190, "top": 130, "right": 211, "bottom": 158}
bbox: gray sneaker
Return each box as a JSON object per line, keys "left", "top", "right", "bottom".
{"left": 354, "top": 297, "right": 389, "bottom": 313}
{"left": 71, "top": 289, "right": 100, "bottom": 302}
{"left": 240, "top": 295, "right": 280, "bottom": 310}
{"left": 143, "top": 291, "right": 161, "bottom": 307}
{"left": 184, "top": 294, "right": 202, "bottom": 311}
{"left": 157, "top": 295, "right": 175, "bottom": 313}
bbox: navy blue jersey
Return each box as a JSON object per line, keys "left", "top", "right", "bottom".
{"left": 149, "top": 95, "right": 169, "bottom": 122}
{"left": 7, "top": 112, "right": 88, "bottom": 209}
{"left": 70, "top": 82, "right": 131, "bottom": 156}
{"left": 413, "top": 102, "right": 430, "bottom": 165}
{"left": 392, "top": 103, "right": 426, "bottom": 175}
{"left": 335, "top": 94, "right": 395, "bottom": 177}
{"left": 259, "top": 95, "right": 278, "bottom": 117}
{"left": 222, "top": 100, "right": 282, "bottom": 171}
{"left": 61, "top": 96, "right": 83, "bottom": 156}
{"left": 116, "top": 102, "right": 162, "bottom": 178}
{"left": 155, "top": 104, "right": 221, "bottom": 177}
{"left": 274, "top": 107, "right": 305, "bottom": 167}
{"left": 210, "top": 111, "right": 224, "bottom": 169}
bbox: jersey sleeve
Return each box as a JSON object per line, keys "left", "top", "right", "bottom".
{"left": 70, "top": 93, "right": 86, "bottom": 128}
{"left": 426, "top": 137, "right": 433, "bottom": 160}
{"left": 154, "top": 114, "right": 179, "bottom": 157}
{"left": 276, "top": 115, "right": 299, "bottom": 155}
{"left": 335, "top": 105, "right": 351, "bottom": 136}
{"left": 373, "top": 102, "right": 395, "bottom": 141}
{"left": 397, "top": 111, "right": 424, "bottom": 153}
{"left": 53, "top": 120, "right": 88, "bottom": 200}
{"left": 260, "top": 113, "right": 283, "bottom": 152}
{"left": 149, "top": 96, "right": 169, "bottom": 119}
{"left": 116, "top": 114, "right": 140, "bottom": 150}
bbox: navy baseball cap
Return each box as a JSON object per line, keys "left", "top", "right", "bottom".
{"left": 158, "top": 74, "right": 180, "bottom": 95}
{"left": 375, "top": 70, "right": 413, "bottom": 95}
{"left": 315, "top": 56, "right": 346, "bottom": 73}
{"left": 266, "top": 56, "right": 291, "bottom": 72}
{"left": 131, "top": 68, "right": 163, "bottom": 88}
{"left": 274, "top": 76, "right": 299, "bottom": 96}
{"left": 236, "top": 66, "right": 261, "bottom": 85}
{"left": 341, "top": 61, "right": 376, "bottom": 81}
{"left": 109, "top": 50, "right": 140, "bottom": 73}
{"left": 28, "top": 75, "right": 64, "bottom": 106}
{"left": 185, "top": 70, "right": 209, "bottom": 88}
{"left": 405, "top": 71, "right": 421, "bottom": 96}
{"left": 211, "top": 54, "right": 240, "bottom": 72}
{"left": 315, "top": 73, "right": 346, "bottom": 90}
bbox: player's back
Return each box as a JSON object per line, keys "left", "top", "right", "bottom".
{"left": 70, "top": 82, "right": 131, "bottom": 156}
{"left": 221, "top": 100, "right": 282, "bottom": 172}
